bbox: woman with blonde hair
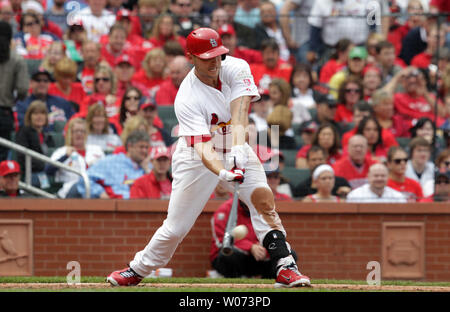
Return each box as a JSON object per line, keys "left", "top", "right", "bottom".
{"left": 48, "top": 118, "right": 104, "bottom": 198}
{"left": 39, "top": 41, "right": 65, "bottom": 75}
{"left": 302, "top": 164, "right": 341, "bottom": 202}
{"left": 15, "top": 100, "right": 54, "bottom": 187}
{"left": 86, "top": 104, "right": 122, "bottom": 154}
{"left": 48, "top": 57, "right": 86, "bottom": 111}
{"left": 78, "top": 63, "right": 118, "bottom": 118}
{"left": 113, "top": 115, "right": 150, "bottom": 154}
{"left": 264, "top": 105, "right": 297, "bottom": 150}
{"left": 132, "top": 48, "right": 168, "bottom": 92}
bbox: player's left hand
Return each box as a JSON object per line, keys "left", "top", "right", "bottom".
{"left": 219, "top": 168, "right": 245, "bottom": 183}
{"left": 228, "top": 145, "right": 248, "bottom": 169}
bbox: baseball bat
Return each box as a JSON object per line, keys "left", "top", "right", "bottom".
{"left": 221, "top": 181, "right": 240, "bottom": 256}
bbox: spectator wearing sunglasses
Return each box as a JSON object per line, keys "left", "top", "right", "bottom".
{"left": 334, "top": 76, "right": 364, "bottom": 124}
{"left": 16, "top": 68, "right": 75, "bottom": 129}
{"left": 78, "top": 64, "right": 118, "bottom": 118}
{"left": 13, "top": 12, "right": 56, "bottom": 60}
{"left": 420, "top": 170, "right": 450, "bottom": 202}
{"left": 386, "top": 146, "right": 424, "bottom": 202}
{"left": 422, "top": 149, "right": 450, "bottom": 197}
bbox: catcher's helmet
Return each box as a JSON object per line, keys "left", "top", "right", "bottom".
{"left": 186, "top": 28, "right": 229, "bottom": 60}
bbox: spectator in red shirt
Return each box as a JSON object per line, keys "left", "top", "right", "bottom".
{"left": 411, "top": 23, "right": 447, "bottom": 69}
{"left": 250, "top": 38, "right": 292, "bottom": 94}
{"left": 101, "top": 8, "right": 154, "bottom": 68}
{"left": 217, "top": 23, "right": 263, "bottom": 65}
{"left": 14, "top": 12, "right": 54, "bottom": 60}
{"left": 48, "top": 57, "right": 86, "bottom": 113}
{"left": 155, "top": 55, "right": 191, "bottom": 106}
{"left": 22, "top": 0, "right": 63, "bottom": 39}
{"left": 100, "top": 23, "right": 128, "bottom": 68}
{"left": 333, "top": 134, "right": 378, "bottom": 190}
{"left": 386, "top": 146, "right": 424, "bottom": 202}
{"left": 79, "top": 64, "right": 118, "bottom": 118}
{"left": 40, "top": 41, "right": 65, "bottom": 77}
{"left": 113, "top": 54, "right": 149, "bottom": 100}
{"left": 78, "top": 41, "right": 102, "bottom": 95}
{"left": 130, "top": 146, "right": 172, "bottom": 199}
{"left": 430, "top": 0, "right": 450, "bottom": 21}
{"left": 0, "top": 160, "right": 33, "bottom": 197}
{"left": 355, "top": 116, "right": 398, "bottom": 163}
{"left": 210, "top": 198, "right": 276, "bottom": 278}
{"left": 319, "top": 38, "right": 353, "bottom": 84}
{"left": 334, "top": 76, "right": 364, "bottom": 124}
{"left": 296, "top": 123, "right": 342, "bottom": 169}
{"left": 362, "top": 65, "right": 382, "bottom": 101}
{"left": 393, "top": 67, "right": 446, "bottom": 122}
{"left": 266, "top": 169, "right": 292, "bottom": 201}
{"left": 388, "top": 0, "right": 426, "bottom": 56}
{"left": 371, "top": 89, "right": 411, "bottom": 138}
{"left": 148, "top": 13, "right": 186, "bottom": 50}
{"left": 132, "top": 48, "right": 168, "bottom": 96}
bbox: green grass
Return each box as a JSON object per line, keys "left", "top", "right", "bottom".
{"left": 1, "top": 276, "right": 450, "bottom": 287}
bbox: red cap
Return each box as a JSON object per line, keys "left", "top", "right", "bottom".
{"left": 68, "top": 16, "right": 83, "bottom": 28}
{"left": 217, "top": 24, "right": 236, "bottom": 37}
{"left": 0, "top": 160, "right": 20, "bottom": 176}
{"left": 117, "top": 8, "right": 131, "bottom": 21}
{"left": 115, "top": 54, "right": 135, "bottom": 68}
{"left": 150, "top": 146, "right": 171, "bottom": 160}
{"left": 362, "top": 65, "right": 382, "bottom": 76}
{"left": 186, "top": 27, "right": 229, "bottom": 60}
{"left": 139, "top": 97, "right": 156, "bottom": 110}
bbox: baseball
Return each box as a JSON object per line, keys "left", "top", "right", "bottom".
{"left": 231, "top": 225, "right": 248, "bottom": 240}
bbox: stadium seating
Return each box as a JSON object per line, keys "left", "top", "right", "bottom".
{"left": 280, "top": 149, "right": 298, "bottom": 167}
{"left": 281, "top": 167, "right": 310, "bottom": 187}
{"left": 157, "top": 106, "right": 178, "bottom": 135}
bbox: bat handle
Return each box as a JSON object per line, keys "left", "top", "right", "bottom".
{"left": 221, "top": 232, "right": 234, "bottom": 256}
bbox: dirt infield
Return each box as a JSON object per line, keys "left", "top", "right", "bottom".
{"left": 0, "top": 283, "right": 449, "bottom": 291}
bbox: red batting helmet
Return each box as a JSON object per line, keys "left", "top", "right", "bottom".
{"left": 186, "top": 28, "right": 229, "bottom": 60}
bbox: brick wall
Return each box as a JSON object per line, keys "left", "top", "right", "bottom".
{"left": 1, "top": 199, "right": 450, "bottom": 281}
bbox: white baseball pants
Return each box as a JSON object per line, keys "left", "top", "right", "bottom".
{"left": 129, "top": 139, "right": 286, "bottom": 277}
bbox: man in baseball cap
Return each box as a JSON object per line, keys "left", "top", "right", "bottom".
{"left": 114, "top": 54, "right": 137, "bottom": 97}
{"left": 217, "top": 23, "right": 262, "bottom": 64}
{"left": 130, "top": 146, "right": 172, "bottom": 199}
{"left": 0, "top": 160, "right": 31, "bottom": 197}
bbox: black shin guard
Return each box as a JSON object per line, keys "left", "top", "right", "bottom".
{"left": 262, "top": 230, "right": 291, "bottom": 261}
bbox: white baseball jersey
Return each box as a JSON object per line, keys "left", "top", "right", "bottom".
{"left": 346, "top": 183, "right": 407, "bottom": 203}
{"left": 74, "top": 8, "right": 116, "bottom": 42}
{"left": 308, "top": 0, "right": 373, "bottom": 46}
{"left": 175, "top": 56, "right": 260, "bottom": 151}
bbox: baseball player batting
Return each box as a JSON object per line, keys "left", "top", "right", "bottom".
{"left": 107, "top": 27, "right": 311, "bottom": 288}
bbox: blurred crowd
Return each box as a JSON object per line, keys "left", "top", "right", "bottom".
{"left": 0, "top": 0, "right": 449, "bottom": 203}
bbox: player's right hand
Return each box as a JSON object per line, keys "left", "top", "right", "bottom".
{"left": 219, "top": 168, "right": 245, "bottom": 183}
